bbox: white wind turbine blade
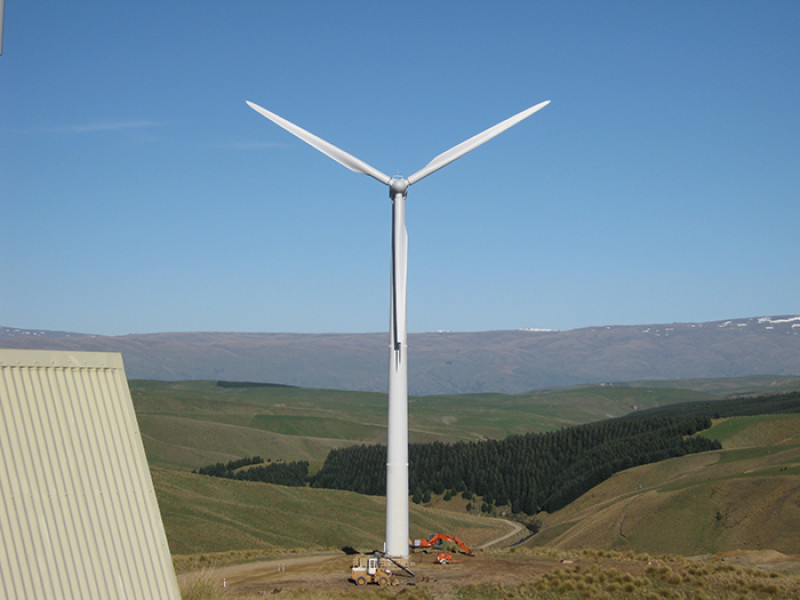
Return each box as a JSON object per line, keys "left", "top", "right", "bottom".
{"left": 406, "top": 100, "right": 550, "bottom": 185}
{"left": 246, "top": 101, "right": 393, "bottom": 186}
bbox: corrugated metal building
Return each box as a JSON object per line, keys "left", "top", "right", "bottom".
{"left": 0, "top": 349, "right": 180, "bottom": 599}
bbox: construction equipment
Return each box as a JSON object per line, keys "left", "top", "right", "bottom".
{"left": 351, "top": 554, "right": 395, "bottom": 586}
{"left": 350, "top": 551, "right": 414, "bottom": 586}
{"left": 411, "top": 533, "right": 474, "bottom": 556}
{"left": 435, "top": 552, "right": 460, "bottom": 564}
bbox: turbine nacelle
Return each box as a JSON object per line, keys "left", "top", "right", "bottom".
{"left": 389, "top": 177, "right": 409, "bottom": 197}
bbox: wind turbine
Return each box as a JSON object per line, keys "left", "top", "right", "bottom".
{"left": 246, "top": 98, "right": 550, "bottom": 559}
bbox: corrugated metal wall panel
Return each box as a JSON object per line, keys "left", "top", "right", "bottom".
{"left": 0, "top": 350, "right": 181, "bottom": 600}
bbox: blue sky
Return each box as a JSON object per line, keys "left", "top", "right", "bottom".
{"left": 2, "top": 1, "right": 798, "bottom": 336}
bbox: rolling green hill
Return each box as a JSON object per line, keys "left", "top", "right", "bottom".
{"left": 132, "top": 379, "right": 725, "bottom": 471}
{"left": 700, "top": 414, "right": 800, "bottom": 448}
{"left": 136, "top": 378, "right": 800, "bottom": 561}
{"left": 623, "top": 374, "right": 800, "bottom": 396}
{"left": 152, "top": 467, "right": 512, "bottom": 558}
{"left": 526, "top": 413, "right": 800, "bottom": 555}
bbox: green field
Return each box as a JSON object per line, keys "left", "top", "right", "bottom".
{"left": 528, "top": 413, "right": 800, "bottom": 556}
{"left": 153, "top": 466, "right": 513, "bottom": 559}
{"left": 132, "top": 379, "right": 721, "bottom": 471}
{"left": 135, "top": 377, "right": 800, "bottom": 565}
{"left": 626, "top": 374, "right": 800, "bottom": 396}
{"left": 700, "top": 414, "right": 800, "bottom": 448}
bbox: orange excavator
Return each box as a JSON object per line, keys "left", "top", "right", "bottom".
{"left": 411, "top": 533, "right": 474, "bottom": 562}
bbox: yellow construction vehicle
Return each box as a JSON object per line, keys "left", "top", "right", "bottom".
{"left": 350, "top": 551, "right": 415, "bottom": 586}
{"left": 351, "top": 554, "right": 394, "bottom": 586}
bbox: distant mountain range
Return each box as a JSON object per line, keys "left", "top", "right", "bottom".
{"left": 2, "top": 315, "right": 799, "bottom": 395}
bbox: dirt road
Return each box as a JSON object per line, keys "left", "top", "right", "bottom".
{"left": 476, "top": 518, "right": 527, "bottom": 549}
{"left": 201, "top": 517, "right": 526, "bottom": 596}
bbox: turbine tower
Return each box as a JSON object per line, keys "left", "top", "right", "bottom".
{"left": 246, "top": 99, "right": 550, "bottom": 559}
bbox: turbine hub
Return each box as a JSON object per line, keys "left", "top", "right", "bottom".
{"left": 389, "top": 177, "right": 409, "bottom": 197}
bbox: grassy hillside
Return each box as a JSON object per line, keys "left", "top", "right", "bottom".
{"left": 137, "top": 378, "right": 800, "bottom": 564}
{"left": 700, "top": 414, "right": 800, "bottom": 448}
{"left": 133, "top": 381, "right": 388, "bottom": 470}
{"left": 526, "top": 413, "right": 800, "bottom": 555}
{"left": 626, "top": 374, "right": 800, "bottom": 396}
{"left": 132, "top": 379, "right": 720, "bottom": 471}
{"left": 151, "top": 467, "right": 511, "bottom": 558}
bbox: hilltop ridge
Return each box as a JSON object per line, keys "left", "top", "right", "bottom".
{"left": 2, "top": 315, "right": 798, "bottom": 395}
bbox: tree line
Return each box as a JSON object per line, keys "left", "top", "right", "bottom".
{"left": 194, "top": 390, "right": 800, "bottom": 515}
{"left": 309, "top": 414, "right": 720, "bottom": 514}
{"left": 195, "top": 456, "right": 309, "bottom": 487}
{"left": 619, "top": 390, "right": 800, "bottom": 421}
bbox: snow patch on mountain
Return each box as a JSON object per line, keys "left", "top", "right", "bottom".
{"left": 637, "top": 316, "right": 800, "bottom": 337}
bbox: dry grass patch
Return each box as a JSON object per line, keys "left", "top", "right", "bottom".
{"left": 173, "top": 547, "right": 800, "bottom": 599}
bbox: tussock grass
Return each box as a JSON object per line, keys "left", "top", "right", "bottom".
{"left": 456, "top": 548, "right": 800, "bottom": 599}
{"left": 177, "top": 569, "right": 229, "bottom": 600}
{"left": 173, "top": 547, "right": 800, "bottom": 599}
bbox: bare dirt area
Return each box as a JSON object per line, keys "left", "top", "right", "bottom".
{"left": 213, "top": 551, "right": 569, "bottom": 597}
{"left": 209, "top": 518, "right": 530, "bottom": 596}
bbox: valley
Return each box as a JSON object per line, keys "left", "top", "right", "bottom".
{"left": 131, "top": 376, "right": 796, "bottom": 471}
{"left": 125, "top": 376, "right": 800, "bottom": 598}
